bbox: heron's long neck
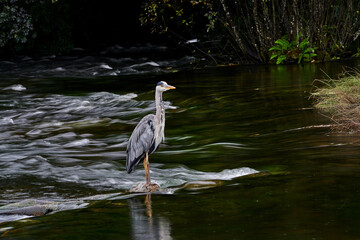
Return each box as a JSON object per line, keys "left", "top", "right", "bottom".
{"left": 155, "top": 89, "right": 164, "bottom": 121}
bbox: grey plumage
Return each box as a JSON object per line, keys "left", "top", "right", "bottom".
{"left": 126, "top": 114, "right": 156, "bottom": 173}
{"left": 126, "top": 82, "right": 175, "bottom": 181}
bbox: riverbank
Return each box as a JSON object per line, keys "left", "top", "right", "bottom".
{"left": 312, "top": 71, "right": 360, "bottom": 132}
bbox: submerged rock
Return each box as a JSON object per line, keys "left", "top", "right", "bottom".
{"left": 129, "top": 183, "right": 161, "bottom": 193}
{"left": 0, "top": 199, "right": 59, "bottom": 217}
{"left": 0, "top": 199, "right": 86, "bottom": 219}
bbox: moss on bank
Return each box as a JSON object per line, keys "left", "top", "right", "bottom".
{"left": 312, "top": 71, "right": 360, "bottom": 132}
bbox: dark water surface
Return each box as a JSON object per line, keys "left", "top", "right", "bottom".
{"left": 0, "top": 59, "right": 359, "bottom": 239}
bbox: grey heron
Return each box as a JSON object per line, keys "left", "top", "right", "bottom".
{"left": 126, "top": 81, "right": 175, "bottom": 189}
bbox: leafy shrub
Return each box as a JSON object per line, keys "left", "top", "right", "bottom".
{"left": 0, "top": 1, "right": 33, "bottom": 48}
{"left": 269, "top": 35, "right": 317, "bottom": 64}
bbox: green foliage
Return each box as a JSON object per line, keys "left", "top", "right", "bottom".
{"left": 269, "top": 36, "right": 294, "bottom": 64}
{"left": 352, "top": 48, "right": 360, "bottom": 58}
{"left": 298, "top": 37, "right": 317, "bottom": 63}
{"left": 269, "top": 35, "right": 317, "bottom": 64}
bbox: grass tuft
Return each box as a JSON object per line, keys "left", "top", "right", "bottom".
{"left": 311, "top": 70, "right": 360, "bottom": 132}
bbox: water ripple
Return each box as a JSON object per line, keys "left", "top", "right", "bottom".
{"left": 0, "top": 48, "right": 195, "bottom": 79}
{"left": 0, "top": 87, "right": 258, "bottom": 205}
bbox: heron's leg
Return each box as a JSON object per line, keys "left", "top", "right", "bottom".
{"left": 143, "top": 152, "right": 151, "bottom": 185}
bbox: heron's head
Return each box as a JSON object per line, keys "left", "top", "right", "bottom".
{"left": 156, "top": 81, "right": 176, "bottom": 92}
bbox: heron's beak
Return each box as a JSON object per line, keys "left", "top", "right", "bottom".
{"left": 165, "top": 84, "right": 176, "bottom": 90}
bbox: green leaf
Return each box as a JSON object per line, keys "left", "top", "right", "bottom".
{"left": 276, "top": 55, "right": 287, "bottom": 64}
{"left": 298, "top": 53, "right": 303, "bottom": 64}
{"left": 281, "top": 35, "right": 289, "bottom": 41}
{"left": 270, "top": 54, "right": 279, "bottom": 60}
{"left": 275, "top": 39, "right": 290, "bottom": 50}
{"left": 299, "top": 37, "right": 309, "bottom": 50}
{"left": 290, "top": 40, "right": 297, "bottom": 47}
{"left": 269, "top": 45, "right": 282, "bottom": 51}
{"left": 303, "top": 53, "right": 310, "bottom": 60}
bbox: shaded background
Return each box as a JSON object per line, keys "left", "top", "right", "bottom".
{"left": 68, "top": 1, "right": 154, "bottom": 47}
{"left": 0, "top": 0, "right": 175, "bottom": 57}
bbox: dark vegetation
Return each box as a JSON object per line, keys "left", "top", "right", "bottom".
{"left": 2, "top": 0, "right": 360, "bottom": 65}
{"left": 140, "top": 0, "right": 360, "bottom": 64}
{"left": 0, "top": 0, "right": 159, "bottom": 57}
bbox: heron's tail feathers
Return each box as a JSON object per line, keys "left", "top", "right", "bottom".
{"left": 126, "top": 153, "right": 145, "bottom": 174}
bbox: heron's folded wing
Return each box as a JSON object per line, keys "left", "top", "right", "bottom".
{"left": 126, "top": 114, "right": 155, "bottom": 173}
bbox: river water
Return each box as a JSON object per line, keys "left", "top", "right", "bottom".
{"left": 0, "top": 53, "right": 359, "bottom": 239}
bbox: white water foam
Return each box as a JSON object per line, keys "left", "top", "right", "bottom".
{"left": 3, "top": 84, "right": 26, "bottom": 91}
{"left": 151, "top": 166, "right": 259, "bottom": 188}
{"left": 0, "top": 117, "right": 14, "bottom": 125}
{"left": 39, "top": 164, "right": 259, "bottom": 192}
{"left": 0, "top": 215, "right": 30, "bottom": 223}
{"left": 99, "top": 64, "right": 112, "bottom": 69}
{"left": 64, "top": 139, "right": 90, "bottom": 148}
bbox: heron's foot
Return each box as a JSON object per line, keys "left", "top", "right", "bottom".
{"left": 145, "top": 183, "right": 160, "bottom": 192}
{"left": 129, "top": 182, "right": 160, "bottom": 193}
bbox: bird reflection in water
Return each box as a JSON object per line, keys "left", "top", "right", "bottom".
{"left": 145, "top": 194, "right": 153, "bottom": 219}
{"left": 128, "top": 194, "right": 172, "bottom": 240}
